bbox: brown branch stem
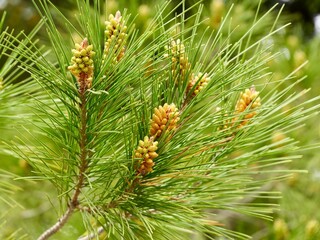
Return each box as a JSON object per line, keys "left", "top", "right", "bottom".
{"left": 71, "top": 87, "right": 88, "bottom": 207}
{"left": 37, "top": 77, "right": 89, "bottom": 240}
{"left": 37, "top": 207, "right": 74, "bottom": 240}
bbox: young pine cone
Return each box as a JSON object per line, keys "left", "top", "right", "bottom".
{"left": 135, "top": 136, "right": 158, "bottom": 175}
{"left": 187, "top": 72, "right": 210, "bottom": 97}
{"left": 235, "top": 86, "right": 261, "bottom": 126}
{"left": 149, "top": 103, "right": 180, "bottom": 138}
{"left": 165, "top": 39, "right": 191, "bottom": 80}
{"left": 104, "top": 11, "right": 128, "bottom": 63}
{"left": 68, "top": 38, "right": 95, "bottom": 90}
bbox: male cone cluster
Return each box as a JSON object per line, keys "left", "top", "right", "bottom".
{"left": 187, "top": 72, "right": 210, "bottom": 97}
{"left": 68, "top": 38, "right": 95, "bottom": 90}
{"left": 149, "top": 103, "right": 180, "bottom": 138}
{"left": 134, "top": 103, "right": 180, "bottom": 176}
{"left": 135, "top": 136, "right": 159, "bottom": 175}
{"left": 104, "top": 11, "right": 128, "bottom": 63}
{"left": 235, "top": 86, "right": 261, "bottom": 127}
{"left": 165, "top": 39, "right": 191, "bottom": 80}
{"left": 165, "top": 39, "right": 210, "bottom": 98}
{"left": 135, "top": 38, "right": 213, "bottom": 176}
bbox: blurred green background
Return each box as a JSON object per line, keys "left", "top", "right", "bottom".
{"left": 0, "top": 0, "right": 320, "bottom": 239}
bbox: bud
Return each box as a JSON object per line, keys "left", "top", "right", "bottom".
{"left": 149, "top": 103, "right": 180, "bottom": 138}
{"left": 135, "top": 136, "right": 158, "bottom": 175}
{"left": 106, "top": 0, "right": 118, "bottom": 14}
{"left": 271, "top": 130, "right": 286, "bottom": 148}
{"left": 305, "top": 219, "right": 319, "bottom": 239}
{"left": 286, "top": 35, "right": 299, "bottom": 49}
{"left": 273, "top": 219, "right": 289, "bottom": 240}
{"left": 293, "top": 49, "right": 307, "bottom": 69}
{"left": 187, "top": 72, "right": 210, "bottom": 97}
{"left": 104, "top": 11, "right": 128, "bottom": 63}
{"left": 210, "top": 0, "right": 225, "bottom": 28}
{"left": 165, "top": 39, "right": 191, "bottom": 81}
{"left": 68, "top": 38, "right": 95, "bottom": 90}
{"left": 286, "top": 172, "right": 299, "bottom": 187}
{"left": 234, "top": 86, "right": 261, "bottom": 127}
{"left": 19, "top": 159, "right": 30, "bottom": 170}
{"left": 138, "top": 4, "right": 151, "bottom": 20}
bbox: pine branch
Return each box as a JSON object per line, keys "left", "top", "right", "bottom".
{"left": 71, "top": 74, "right": 89, "bottom": 208}
{"left": 37, "top": 207, "right": 73, "bottom": 240}
{"left": 37, "top": 39, "right": 93, "bottom": 239}
{"left": 2, "top": 1, "right": 320, "bottom": 239}
{"left": 37, "top": 85, "right": 88, "bottom": 239}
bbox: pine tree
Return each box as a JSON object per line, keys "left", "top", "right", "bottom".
{"left": 1, "top": 0, "right": 319, "bottom": 239}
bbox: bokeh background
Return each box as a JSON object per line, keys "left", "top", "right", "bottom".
{"left": 0, "top": 0, "right": 320, "bottom": 239}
